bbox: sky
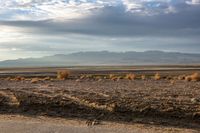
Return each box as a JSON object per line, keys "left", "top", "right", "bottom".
{"left": 0, "top": 0, "right": 200, "bottom": 60}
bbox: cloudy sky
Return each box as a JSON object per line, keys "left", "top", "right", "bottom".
{"left": 0, "top": 0, "right": 200, "bottom": 60}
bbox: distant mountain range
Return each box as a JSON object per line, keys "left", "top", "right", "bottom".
{"left": 0, "top": 51, "right": 200, "bottom": 67}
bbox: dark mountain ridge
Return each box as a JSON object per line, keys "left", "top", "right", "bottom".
{"left": 0, "top": 51, "right": 200, "bottom": 67}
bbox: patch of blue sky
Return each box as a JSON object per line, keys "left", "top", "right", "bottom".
{"left": 144, "top": 1, "right": 167, "bottom": 9}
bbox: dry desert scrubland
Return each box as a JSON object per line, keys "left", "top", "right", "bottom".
{"left": 0, "top": 67, "right": 200, "bottom": 132}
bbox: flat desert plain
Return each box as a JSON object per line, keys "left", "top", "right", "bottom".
{"left": 0, "top": 66, "right": 200, "bottom": 133}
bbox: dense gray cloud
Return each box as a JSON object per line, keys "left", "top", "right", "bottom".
{"left": 1, "top": 4, "right": 200, "bottom": 37}
{"left": 0, "top": 0, "right": 200, "bottom": 60}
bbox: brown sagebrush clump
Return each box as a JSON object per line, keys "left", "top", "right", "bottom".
{"left": 57, "top": 70, "right": 70, "bottom": 80}
{"left": 125, "top": 73, "right": 136, "bottom": 80}
{"left": 14, "top": 76, "right": 25, "bottom": 81}
{"left": 118, "top": 76, "right": 123, "bottom": 80}
{"left": 111, "top": 76, "right": 119, "bottom": 81}
{"left": 185, "top": 76, "right": 192, "bottom": 82}
{"left": 190, "top": 72, "right": 200, "bottom": 81}
{"left": 166, "top": 76, "right": 172, "bottom": 80}
{"left": 184, "top": 73, "right": 200, "bottom": 82}
{"left": 178, "top": 75, "right": 186, "bottom": 80}
{"left": 154, "top": 73, "right": 161, "bottom": 80}
{"left": 31, "top": 78, "right": 40, "bottom": 83}
{"left": 79, "top": 75, "right": 85, "bottom": 79}
{"left": 108, "top": 74, "right": 119, "bottom": 81}
{"left": 141, "top": 75, "right": 146, "bottom": 80}
{"left": 170, "top": 80, "right": 175, "bottom": 84}
{"left": 0, "top": 91, "right": 19, "bottom": 107}
{"left": 43, "top": 76, "right": 51, "bottom": 81}
{"left": 109, "top": 74, "right": 115, "bottom": 79}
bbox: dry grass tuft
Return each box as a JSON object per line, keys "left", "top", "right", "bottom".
{"left": 141, "top": 75, "right": 146, "bottom": 80}
{"left": 109, "top": 74, "right": 115, "bottom": 79}
{"left": 185, "top": 76, "right": 192, "bottom": 82}
{"left": 184, "top": 73, "right": 200, "bottom": 82}
{"left": 111, "top": 76, "right": 119, "bottom": 81}
{"left": 125, "top": 73, "right": 136, "bottom": 80}
{"left": 0, "top": 91, "right": 19, "bottom": 106}
{"left": 31, "top": 78, "right": 40, "bottom": 83}
{"left": 57, "top": 70, "right": 70, "bottom": 80}
{"left": 154, "top": 73, "right": 161, "bottom": 80}
{"left": 190, "top": 72, "right": 200, "bottom": 81}
{"left": 76, "top": 79, "right": 80, "bottom": 82}
{"left": 166, "top": 76, "right": 172, "bottom": 80}
{"left": 79, "top": 75, "right": 85, "bottom": 79}
{"left": 14, "top": 76, "right": 25, "bottom": 81}
{"left": 84, "top": 74, "right": 92, "bottom": 79}
{"left": 43, "top": 76, "right": 51, "bottom": 81}
{"left": 178, "top": 75, "right": 186, "bottom": 80}
{"left": 109, "top": 74, "right": 120, "bottom": 81}
{"left": 170, "top": 80, "right": 175, "bottom": 84}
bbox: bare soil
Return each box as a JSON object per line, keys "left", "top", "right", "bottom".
{"left": 0, "top": 114, "right": 199, "bottom": 133}
{"left": 0, "top": 67, "right": 200, "bottom": 132}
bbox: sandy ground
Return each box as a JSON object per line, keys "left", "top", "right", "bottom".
{"left": 0, "top": 115, "right": 199, "bottom": 133}
{"left": 0, "top": 68, "right": 200, "bottom": 132}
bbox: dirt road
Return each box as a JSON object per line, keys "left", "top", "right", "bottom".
{"left": 0, "top": 115, "right": 198, "bottom": 133}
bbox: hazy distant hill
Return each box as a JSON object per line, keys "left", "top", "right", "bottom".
{"left": 0, "top": 51, "right": 200, "bottom": 67}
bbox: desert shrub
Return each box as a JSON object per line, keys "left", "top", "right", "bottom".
{"left": 50, "top": 78, "right": 55, "bottom": 81}
{"left": 141, "top": 75, "right": 146, "bottom": 80}
{"left": 185, "top": 76, "right": 192, "bottom": 82}
{"left": 178, "top": 75, "right": 186, "bottom": 80}
{"left": 170, "top": 80, "right": 175, "bottom": 84}
{"left": 184, "top": 73, "right": 200, "bottom": 82}
{"left": 165, "top": 76, "right": 172, "bottom": 80}
{"left": 154, "top": 73, "right": 161, "bottom": 80}
{"left": 109, "top": 74, "right": 115, "bottom": 79}
{"left": 190, "top": 72, "right": 200, "bottom": 81}
{"left": 79, "top": 75, "right": 85, "bottom": 79}
{"left": 31, "top": 78, "right": 40, "bottom": 83}
{"left": 0, "top": 91, "right": 19, "bottom": 106}
{"left": 125, "top": 73, "right": 136, "bottom": 80}
{"left": 111, "top": 76, "right": 119, "bottom": 81}
{"left": 118, "top": 76, "right": 123, "bottom": 80}
{"left": 14, "top": 76, "right": 25, "bottom": 81}
{"left": 57, "top": 70, "right": 70, "bottom": 80}
{"left": 109, "top": 74, "right": 120, "bottom": 81}
{"left": 25, "top": 78, "right": 31, "bottom": 81}
{"left": 43, "top": 77, "right": 51, "bottom": 81}
{"left": 85, "top": 74, "right": 92, "bottom": 79}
